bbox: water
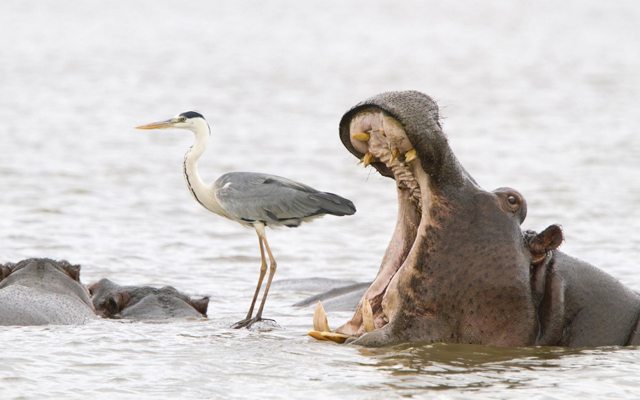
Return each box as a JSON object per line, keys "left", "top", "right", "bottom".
{"left": 1, "top": 0, "right": 639, "bottom": 398}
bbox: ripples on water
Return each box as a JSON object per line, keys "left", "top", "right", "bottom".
{"left": 1, "top": 0, "right": 640, "bottom": 399}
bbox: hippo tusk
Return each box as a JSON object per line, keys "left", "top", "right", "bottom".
{"left": 312, "top": 301, "right": 330, "bottom": 332}
{"left": 362, "top": 297, "right": 375, "bottom": 333}
{"left": 308, "top": 330, "right": 329, "bottom": 341}
{"left": 363, "top": 152, "right": 373, "bottom": 167}
{"left": 309, "top": 301, "right": 356, "bottom": 343}
{"left": 319, "top": 331, "right": 353, "bottom": 344}
{"left": 352, "top": 131, "right": 371, "bottom": 142}
{"left": 405, "top": 148, "right": 417, "bottom": 162}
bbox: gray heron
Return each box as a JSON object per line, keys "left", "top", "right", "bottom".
{"left": 136, "top": 111, "right": 356, "bottom": 328}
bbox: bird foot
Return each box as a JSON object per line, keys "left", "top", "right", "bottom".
{"left": 231, "top": 316, "right": 276, "bottom": 330}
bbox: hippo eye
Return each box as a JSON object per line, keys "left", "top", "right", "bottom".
{"left": 503, "top": 193, "right": 521, "bottom": 212}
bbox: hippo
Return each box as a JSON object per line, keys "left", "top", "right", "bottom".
{"left": 525, "top": 225, "right": 640, "bottom": 347}
{"left": 309, "top": 90, "right": 640, "bottom": 347}
{"left": 88, "top": 278, "right": 209, "bottom": 320}
{"left": 0, "top": 258, "right": 96, "bottom": 325}
{"left": 292, "top": 280, "right": 369, "bottom": 312}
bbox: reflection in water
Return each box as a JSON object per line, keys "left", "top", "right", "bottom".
{"left": 354, "top": 343, "right": 634, "bottom": 395}
{"left": 364, "top": 342, "right": 585, "bottom": 369}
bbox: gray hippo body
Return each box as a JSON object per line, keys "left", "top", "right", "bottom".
{"left": 320, "top": 90, "right": 640, "bottom": 347}
{"left": 88, "top": 278, "right": 209, "bottom": 320}
{"left": 526, "top": 226, "right": 640, "bottom": 347}
{"left": 293, "top": 281, "right": 369, "bottom": 312}
{"left": 0, "top": 258, "right": 96, "bottom": 325}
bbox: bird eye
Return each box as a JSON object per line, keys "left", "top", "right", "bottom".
{"left": 179, "top": 117, "right": 187, "bottom": 122}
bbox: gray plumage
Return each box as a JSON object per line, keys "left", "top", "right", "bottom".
{"left": 213, "top": 172, "right": 356, "bottom": 228}
{"left": 137, "top": 111, "right": 356, "bottom": 329}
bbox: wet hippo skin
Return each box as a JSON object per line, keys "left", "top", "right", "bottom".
{"left": 325, "top": 90, "right": 640, "bottom": 347}
{"left": 0, "top": 258, "right": 209, "bottom": 324}
{"left": 88, "top": 278, "right": 209, "bottom": 320}
{"left": 0, "top": 258, "right": 96, "bottom": 325}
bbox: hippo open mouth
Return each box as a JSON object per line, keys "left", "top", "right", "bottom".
{"left": 332, "top": 91, "right": 456, "bottom": 340}
{"left": 309, "top": 91, "right": 640, "bottom": 348}
{"left": 310, "top": 91, "right": 534, "bottom": 346}
{"left": 334, "top": 103, "right": 437, "bottom": 337}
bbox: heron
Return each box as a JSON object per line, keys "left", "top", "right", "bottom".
{"left": 136, "top": 111, "right": 356, "bottom": 329}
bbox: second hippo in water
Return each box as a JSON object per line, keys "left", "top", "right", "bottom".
{"left": 0, "top": 258, "right": 96, "bottom": 325}
{"left": 88, "top": 279, "right": 209, "bottom": 320}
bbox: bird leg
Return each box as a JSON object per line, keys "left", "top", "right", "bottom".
{"left": 232, "top": 223, "right": 276, "bottom": 329}
{"left": 253, "top": 232, "right": 277, "bottom": 321}
{"left": 231, "top": 231, "right": 268, "bottom": 329}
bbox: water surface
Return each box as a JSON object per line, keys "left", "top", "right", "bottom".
{"left": 1, "top": 1, "right": 639, "bottom": 398}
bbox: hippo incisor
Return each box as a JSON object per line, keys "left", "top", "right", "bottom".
{"left": 309, "top": 90, "right": 640, "bottom": 347}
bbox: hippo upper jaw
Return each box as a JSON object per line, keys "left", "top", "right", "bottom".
{"left": 328, "top": 91, "right": 536, "bottom": 346}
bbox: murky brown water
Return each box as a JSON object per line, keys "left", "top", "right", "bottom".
{"left": 1, "top": 0, "right": 639, "bottom": 398}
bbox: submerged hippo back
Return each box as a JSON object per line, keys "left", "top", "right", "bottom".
{"left": 0, "top": 286, "right": 95, "bottom": 325}
{"left": 0, "top": 258, "right": 95, "bottom": 325}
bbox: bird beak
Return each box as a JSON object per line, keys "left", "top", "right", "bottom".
{"left": 135, "top": 119, "right": 177, "bottom": 130}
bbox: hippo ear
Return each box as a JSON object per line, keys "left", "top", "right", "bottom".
{"left": 0, "top": 264, "right": 12, "bottom": 281}
{"left": 190, "top": 297, "right": 209, "bottom": 316}
{"left": 538, "top": 225, "right": 564, "bottom": 252}
{"left": 106, "top": 292, "right": 131, "bottom": 317}
{"left": 61, "top": 262, "right": 81, "bottom": 282}
{"left": 527, "top": 224, "right": 564, "bottom": 262}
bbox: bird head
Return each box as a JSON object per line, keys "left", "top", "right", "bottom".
{"left": 136, "top": 111, "right": 209, "bottom": 134}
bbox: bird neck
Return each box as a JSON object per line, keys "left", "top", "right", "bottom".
{"left": 183, "top": 120, "right": 212, "bottom": 208}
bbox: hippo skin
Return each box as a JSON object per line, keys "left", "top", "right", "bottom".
{"left": 331, "top": 90, "right": 640, "bottom": 347}
{"left": 88, "top": 278, "right": 209, "bottom": 320}
{"left": 0, "top": 258, "right": 96, "bottom": 325}
{"left": 0, "top": 258, "right": 209, "bottom": 325}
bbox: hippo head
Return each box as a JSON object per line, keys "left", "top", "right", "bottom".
{"left": 88, "top": 278, "right": 209, "bottom": 320}
{"left": 0, "top": 258, "right": 93, "bottom": 310}
{"left": 320, "top": 91, "right": 563, "bottom": 346}
{"left": 0, "top": 258, "right": 81, "bottom": 284}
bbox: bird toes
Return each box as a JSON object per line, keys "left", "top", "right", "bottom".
{"left": 231, "top": 317, "right": 278, "bottom": 330}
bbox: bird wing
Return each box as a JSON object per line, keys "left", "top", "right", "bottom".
{"left": 213, "top": 172, "right": 355, "bottom": 227}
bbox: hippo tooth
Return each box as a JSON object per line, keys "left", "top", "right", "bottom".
{"left": 308, "top": 330, "right": 354, "bottom": 343}
{"left": 319, "top": 331, "right": 354, "bottom": 344}
{"left": 352, "top": 131, "right": 371, "bottom": 142}
{"left": 363, "top": 152, "right": 373, "bottom": 167}
{"left": 405, "top": 149, "right": 417, "bottom": 162}
{"left": 362, "top": 297, "right": 375, "bottom": 333}
{"left": 308, "top": 330, "right": 329, "bottom": 341}
{"left": 391, "top": 148, "right": 400, "bottom": 162}
{"left": 313, "top": 301, "right": 331, "bottom": 332}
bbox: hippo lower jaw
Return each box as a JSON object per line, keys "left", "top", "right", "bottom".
{"left": 310, "top": 109, "right": 434, "bottom": 342}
